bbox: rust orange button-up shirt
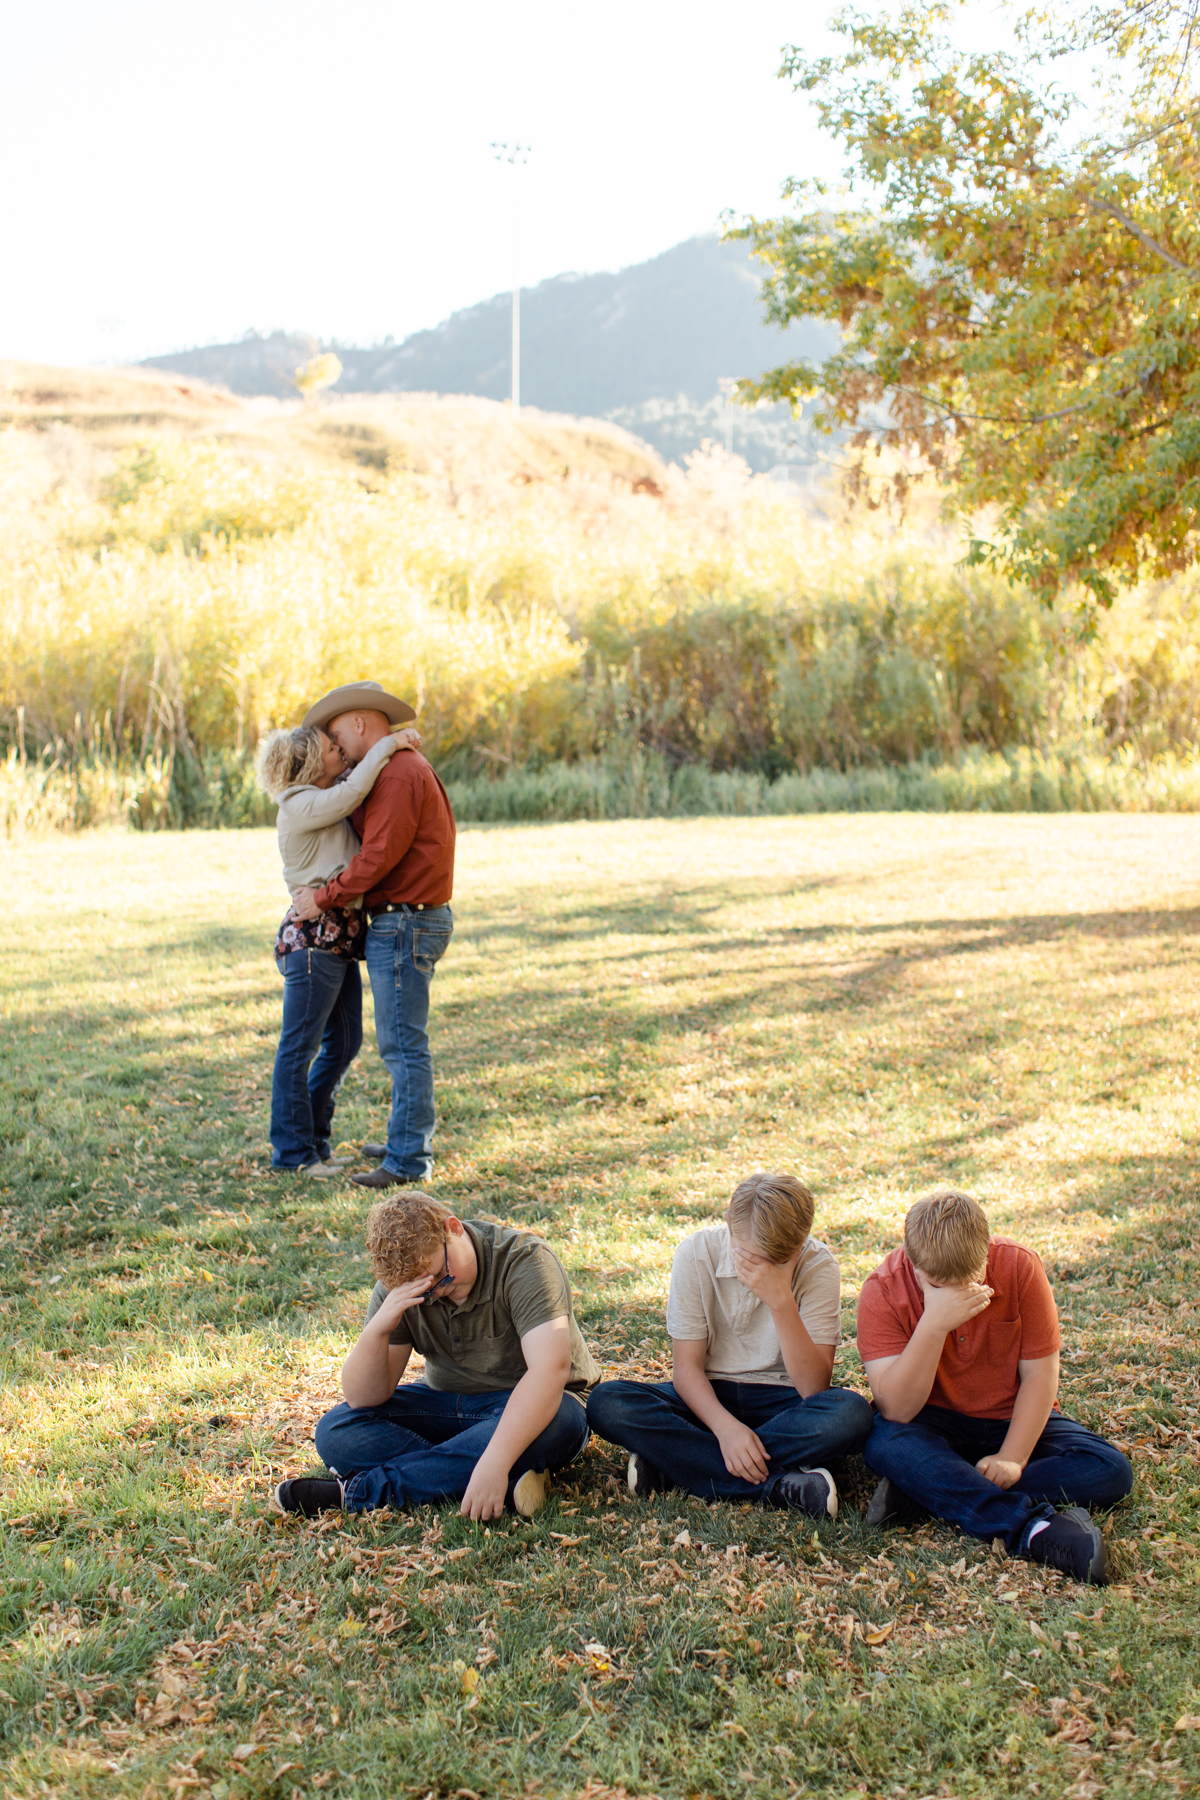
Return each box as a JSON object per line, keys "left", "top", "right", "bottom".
{"left": 857, "top": 1239, "right": 1061, "bottom": 1422}
{"left": 315, "top": 751, "right": 456, "bottom": 913}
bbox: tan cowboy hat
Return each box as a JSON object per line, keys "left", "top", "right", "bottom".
{"left": 302, "top": 680, "right": 416, "bottom": 730}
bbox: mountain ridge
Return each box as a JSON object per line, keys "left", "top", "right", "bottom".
{"left": 140, "top": 236, "right": 836, "bottom": 471}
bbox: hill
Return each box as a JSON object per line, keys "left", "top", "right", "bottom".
{"left": 139, "top": 236, "right": 838, "bottom": 472}
{"left": 0, "top": 361, "right": 669, "bottom": 494}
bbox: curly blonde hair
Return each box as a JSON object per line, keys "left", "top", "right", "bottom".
{"left": 365, "top": 1192, "right": 453, "bottom": 1287}
{"left": 255, "top": 726, "right": 325, "bottom": 799}
{"left": 726, "top": 1171, "right": 816, "bottom": 1262}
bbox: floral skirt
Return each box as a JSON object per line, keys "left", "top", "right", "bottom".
{"left": 274, "top": 903, "right": 366, "bottom": 961}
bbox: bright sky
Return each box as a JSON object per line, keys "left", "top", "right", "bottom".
{"left": 0, "top": 1, "right": 851, "bottom": 366}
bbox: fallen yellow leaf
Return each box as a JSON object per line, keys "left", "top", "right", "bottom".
{"left": 1174, "top": 1715, "right": 1200, "bottom": 1732}
{"left": 460, "top": 1667, "right": 480, "bottom": 1697}
{"left": 864, "top": 1622, "right": 895, "bottom": 1645}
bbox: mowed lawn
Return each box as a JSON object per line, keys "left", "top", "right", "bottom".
{"left": 2, "top": 814, "right": 1199, "bottom": 1800}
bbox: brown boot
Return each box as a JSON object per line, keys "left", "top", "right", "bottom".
{"left": 349, "top": 1167, "right": 410, "bottom": 1190}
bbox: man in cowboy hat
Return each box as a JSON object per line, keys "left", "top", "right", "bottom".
{"left": 291, "top": 681, "right": 456, "bottom": 1190}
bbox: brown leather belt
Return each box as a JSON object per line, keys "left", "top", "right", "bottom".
{"left": 367, "top": 901, "right": 431, "bottom": 923}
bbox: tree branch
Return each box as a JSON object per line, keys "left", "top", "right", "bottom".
{"left": 890, "top": 384, "right": 1096, "bottom": 428}
{"left": 1089, "top": 199, "right": 1200, "bottom": 274}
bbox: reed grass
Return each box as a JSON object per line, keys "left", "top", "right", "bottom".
{"left": 6, "top": 744, "right": 1199, "bottom": 837}
{"left": 3, "top": 420, "right": 1200, "bottom": 835}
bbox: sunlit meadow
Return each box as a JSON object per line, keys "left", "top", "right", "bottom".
{"left": 2, "top": 814, "right": 1198, "bottom": 1799}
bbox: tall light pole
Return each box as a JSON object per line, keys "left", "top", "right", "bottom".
{"left": 717, "top": 377, "right": 738, "bottom": 458}
{"left": 490, "top": 141, "right": 530, "bottom": 414}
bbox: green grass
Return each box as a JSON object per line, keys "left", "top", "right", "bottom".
{"left": 2, "top": 814, "right": 1199, "bottom": 1800}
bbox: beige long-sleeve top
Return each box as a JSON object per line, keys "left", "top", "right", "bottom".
{"left": 274, "top": 734, "right": 398, "bottom": 901}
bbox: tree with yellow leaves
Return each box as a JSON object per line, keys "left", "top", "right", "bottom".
{"left": 294, "top": 353, "right": 342, "bottom": 403}
{"left": 738, "top": 0, "right": 1200, "bottom": 610}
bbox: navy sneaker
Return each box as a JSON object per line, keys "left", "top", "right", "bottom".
{"left": 1023, "top": 1508, "right": 1110, "bottom": 1585}
{"left": 770, "top": 1467, "right": 838, "bottom": 1518}
{"left": 865, "top": 1475, "right": 903, "bottom": 1526}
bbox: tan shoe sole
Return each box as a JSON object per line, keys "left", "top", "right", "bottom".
{"left": 511, "top": 1469, "right": 549, "bottom": 1518}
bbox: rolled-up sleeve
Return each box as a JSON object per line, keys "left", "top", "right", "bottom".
{"left": 665, "top": 1240, "right": 709, "bottom": 1340}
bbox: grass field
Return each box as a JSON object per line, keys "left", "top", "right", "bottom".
{"left": 2, "top": 814, "right": 1199, "bottom": 1800}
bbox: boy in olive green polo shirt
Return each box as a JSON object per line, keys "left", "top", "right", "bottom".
{"left": 274, "top": 1192, "right": 597, "bottom": 1520}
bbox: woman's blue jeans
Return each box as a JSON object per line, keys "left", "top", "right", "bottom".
{"left": 315, "top": 1384, "right": 590, "bottom": 1511}
{"left": 270, "top": 950, "right": 363, "bottom": 1168}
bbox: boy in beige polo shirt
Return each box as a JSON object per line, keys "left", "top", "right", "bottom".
{"left": 587, "top": 1172, "right": 872, "bottom": 1516}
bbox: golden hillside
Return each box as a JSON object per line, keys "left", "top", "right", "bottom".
{"left": 0, "top": 359, "right": 668, "bottom": 495}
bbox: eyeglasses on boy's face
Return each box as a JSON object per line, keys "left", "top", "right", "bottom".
{"left": 427, "top": 1235, "right": 454, "bottom": 1296}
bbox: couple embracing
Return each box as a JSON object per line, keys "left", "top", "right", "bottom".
{"left": 255, "top": 680, "right": 456, "bottom": 1186}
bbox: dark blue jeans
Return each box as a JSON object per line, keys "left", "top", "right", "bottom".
{"left": 865, "top": 1405, "right": 1134, "bottom": 1553}
{"left": 586, "top": 1378, "right": 874, "bottom": 1502}
{"left": 364, "top": 906, "right": 452, "bottom": 1181}
{"left": 315, "top": 1383, "right": 590, "bottom": 1511}
{"left": 270, "top": 951, "right": 363, "bottom": 1168}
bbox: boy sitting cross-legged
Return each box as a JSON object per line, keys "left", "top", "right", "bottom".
{"left": 274, "top": 1193, "right": 598, "bottom": 1521}
{"left": 587, "top": 1172, "right": 873, "bottom": 1516}
{"left": 859, "top": 1188, "right": 1133, "bottom": 1584}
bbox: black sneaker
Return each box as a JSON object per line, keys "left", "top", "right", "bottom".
{"left": 273, "top": 1477, "right": 345, "bottom": 1517}
{"left": 770, "top": 1467, "right": 838, "bottom": 1518}
{"left": 627, "top": 1452, "right": 666, "bottom": 1499}
{"left": 1022, "top": 1507, "right": 1110, "bottom": 1585}
{"left": 865, "top": 1475, "right": 903, "bottom": 1526}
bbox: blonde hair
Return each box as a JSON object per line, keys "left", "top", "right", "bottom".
{"left": 255, "top": 726, "right": 325, "bottom": 799}
{"left": 365, "top": 1191, "right": 453, "bottom": 1287}
{"left": 904, "top": 1188, "right": 991, "bottom": 1282}
{"left": 727, "top": 1171, "right": 815, "bottom": 1262}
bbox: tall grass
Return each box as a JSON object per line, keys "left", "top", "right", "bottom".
{"left": 2, "top": 421, "right": 1200, "bottom": 829}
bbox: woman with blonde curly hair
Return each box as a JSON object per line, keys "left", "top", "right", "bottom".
{"left": 256, "top": 720, "right": 419, "bottom": 1175}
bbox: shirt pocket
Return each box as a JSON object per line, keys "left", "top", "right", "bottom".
{"left": 979, "top": 1315, "right": 1024, "bottom": 1372}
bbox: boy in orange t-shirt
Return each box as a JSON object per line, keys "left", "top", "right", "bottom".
{"left": 857, "top": 1189, "right": 1131, "bottom": 1585}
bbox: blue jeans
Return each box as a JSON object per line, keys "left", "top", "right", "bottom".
{"left": 270, "top": 951, "right": 363, "bottom": 1168}
{"left": 364, "top": 906, "right": 453, "bottom": 1181}
{"left": 864, "top": 1405, "right": 1134, "bottom": 1553}
{"left": 586, "top": 1378, "right": 874, "bottom": 1502}
{"left": 315, "top": 1384, "right": 590, "bottom": 1511}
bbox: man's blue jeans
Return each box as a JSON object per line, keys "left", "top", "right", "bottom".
{"left": 586, "top": 1378, "right": 874, "bottom": 1502}
{"left": 315, "top": 1384, "right": 590, "bottom": 1511}
{"left": 364, "top": 906, "right": 453, "bottom": 1181}
{"left": 270, "top": 951, "right": 363, "bottom": 1168}
{"left": 865, "top": 1405, "right": 1134, "bottom": 1552}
